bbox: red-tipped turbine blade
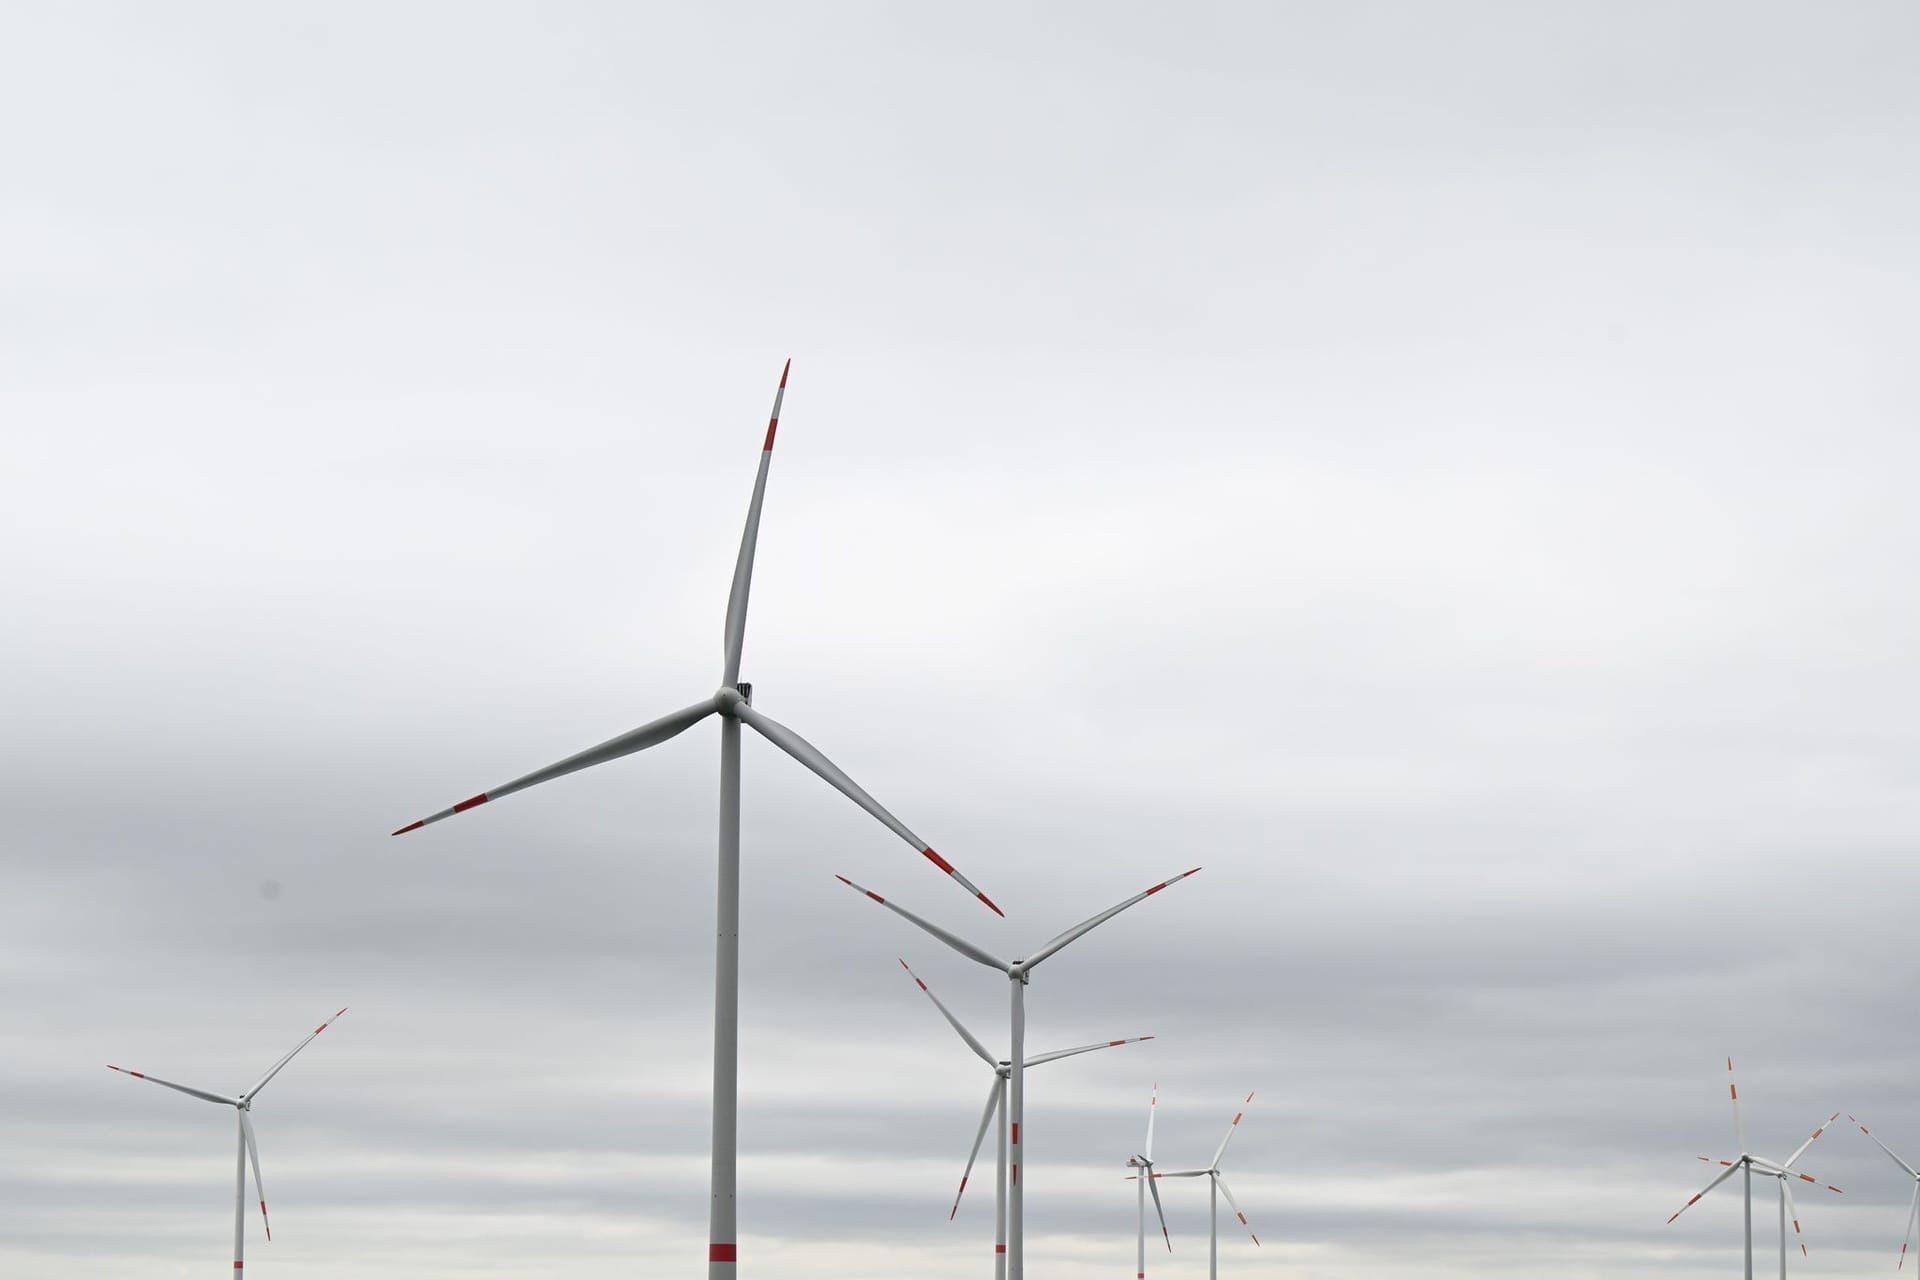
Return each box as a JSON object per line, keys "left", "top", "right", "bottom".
{"left": 392, "top": 701, "right": 718, "bottom": 835}
{"left": 736, "top": 702, "right": 1000, "bottom": 914}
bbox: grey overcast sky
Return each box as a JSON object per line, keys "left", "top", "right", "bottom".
{"left": 4, "top": 2, "right": 1918, "bottom": 1276}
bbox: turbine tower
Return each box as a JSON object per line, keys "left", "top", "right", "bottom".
{"left": 835, "top": 866, "right": 1201, "bottom": 1280}
{"left": 1151, "top": 1091, "right": 1260, "bottom": 1279}
{"left": 106, "top": 1007, "right": 347, "bottom": 1275}
{"left": 390, "top": 363, "right": 998, "bottom": 1277}
{"left": 1666, "top": 1059, "right": 1841, "bottom": 1280}
{"left": 1850, "top": 1116, "right": 1920, "bottom": 1268}
{"left": 896, "top": 958, "right": 1151, "bottom": 1279}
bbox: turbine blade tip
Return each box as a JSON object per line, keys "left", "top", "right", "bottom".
{"left": 780, "top": 358, "right": 791, "bottom": 386}
{"left": 978, "top": 892, "right": 1005, "bottom": 917}
{"left": 391, "top": 820, "right": 425, "bottom": 835}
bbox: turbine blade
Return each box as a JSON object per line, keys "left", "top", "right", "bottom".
{"left": 1210, "top": 1091, "right": 1255, "bottom": 1169}
{"left": 391, "top": 701, "right": 718, "bottom": 834}
{"left": 1727, "top": 1057, "right": 1747, "bottom": 1154}
{"left": 240, "top": 1111, "right": 270, "bottom": 1242}
{"left": 1782, "top": 1112, "right": 1841, "bottom": 1169}
{"left": 1784, "top": 1166, "right": 1841, "bottom": 1194}
{"left": 834, "top": 877, "right": 1007, "bottom": 972}
{"left": 1854, "top": 1116, "right": 1920, "bottom": 1178}
{"left": 1146, "top": 1159, "right": 1172, "bottom": 1251}
{"left": 1153, "top": 1169, "right": 1209, "bottom": 1178}
{"left": 243, "top": 1007, "right": 348, "bottom": 1101}
{"left": 1021, "top": 868, "right": 1200, "bottom": 971}
{"left": 738, "top": 703, "right": 1000, "bottom": 914}
{"left": 105, "top": 1065, "right": 232, "bottom": 1108}
{"left": 1902, "top": 1182, "right": 1919, "bottom": 1269}
{"left": 949, "top": 1076, "right": 1000, "bottom": 1220}
{"left": 899, "top": 959, "right": 996, "bottom": 1067}
{"left": 1669, "top": 1159, "right": 1744, "bottom": 1223}
{"left": 722, "top": 359, "right": 790, "bottom": 686}
{"left": 1145, "top": 1082, "right": 1158, "bottom": 1163}
{"left": 1216, "top": 1174, "right": 1260, "bottom": 1246}
{"left": 1023, "top": 1035, "right": 1153, "bottom": 1068}
{"left": 1780, "top": 1175, "right": 1804, "bottom": 1257}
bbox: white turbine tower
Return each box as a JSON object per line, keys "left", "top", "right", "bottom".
{"left": 1123, "top": 1083, "right": 1174, "bottom": 1280}
{"left": 896, "top": 958, "right": 1152, "bottom": 1279}
{"left": 106, "top": 1007, "right": 347, "bottom": 1275}
{"left": 390, "top": 363, "right": 999, "bottom": 1277}
{"left": 835, "top": 866, "right": 1202, "bottom": 1280}
{"left": 1151, "top": 1091, "right": 1260, "bottom": 1279}
{"left": 1849, "top": 1116, "right": 1920, "bottom": 1267}
{"left": 1666, "top": 1059, "right": 1842, "bottom": 1280}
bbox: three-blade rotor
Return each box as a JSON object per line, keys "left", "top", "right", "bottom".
{"left": 1668, "top": 1062, "right": 1842, "bottom": 1247}
{"left": 1151, "top": 1091, "right": 1261, "bottom": 1247}
{"left": 107, "top": 1007, "right": 347, "bottom": 1244}
{"left": 389, "top": 362, "right": 1001, "bottom": 917}
{"left": 1852, "top": 1117, "right": 1920, "bottom": 1267}
{"left": 895, "top": 958, "right": 1151, "bottom": 1220}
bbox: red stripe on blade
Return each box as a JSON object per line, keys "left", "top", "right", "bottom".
{"left": 977, "top": 891, "right": 1004, "bottom": 917}
{"left": 451, "top": 793, "right": 489, "bottom": 814}
{"left": 391, "top": 820, "right": 424, "bottom": 835}
{"left": 922, "top": 847, "right": 955, "bottom": 874}
{"left": 709, "top": 1243, "right": 737, "bottom": 1262}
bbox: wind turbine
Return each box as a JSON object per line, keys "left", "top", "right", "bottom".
{"left": 835, "top": 865, "right": 1202, "bottom": 1280}
{"left": 1849, "top": 1116, "right": 1920, "bottom": 1268}
{"left": 896, "top": 958, "right": 1152, "bottom": 1280}
{"left": 389, "top": 363, "right": 999, "bottom": 1277}
{"left": 1150, "top": 1091, "right": 1260, "bottom": 1279}
{"left": 1666, "top": 1059, "right": 1842, "bottom": 1280}
{"left": 106, "top": 1007, "right": 347, "bottom": 1275}
{"left": 1122, "top": 1083, "right": 1174, "bottom": 1280}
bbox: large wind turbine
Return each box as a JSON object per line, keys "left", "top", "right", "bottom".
{"left": 1150, "top": 1091, "right": 1260, "bottom": 1279}
{"left": 896, "top": 957, "right": 1152, "bottom": 1280}
{"left": 389, "top": 363, "right": 998, "bottom": 1277}
{"left": 1123, "top": 1083, "right": 1174, "bottom": 1280}
{"left": 836, "top": 866, "right": 1201, "bottom": 1280}
{"left": 1849, "top": 1116, "right": 1920, "bottom": 1268}
{"left": 1666, "top": 1059, "right": 1842, "bottom": 1280}
{"left": 106, "top": 1007, "right": 347, "bottom": 1275}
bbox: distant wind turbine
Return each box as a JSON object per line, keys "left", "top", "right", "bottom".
{"left": 106, "top": 1007, "right": 347, "bottom": 1276}
{"left": 1666, "top": 1059, "right": 1841, "bottom": 1280}
{"left": 1123, "top": 1083, "right": 1174, "bottom": 1280}
{"left": 836, "top": 866, "right": 1202, "bottom": 1280}
{"left": 389, "top": 363, "right": 999, "bottom": 1278}
{"left": 896, "top": 957, "right": 1151, "bottom": 1280}
{"left": 1849, "top": 1116, "right": 1920, "bottom": 1268}
{"left": 1150, "top": 1091, "right": 1260, "bottom": 1279}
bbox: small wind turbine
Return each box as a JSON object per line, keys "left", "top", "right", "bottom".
{"left": 106, "top": 1007, "right": 347, "bottom": 1275}
{"left": 1666, "top": 1059, "right": 1842, "bottom": 1280}
{"left": 1123, "top": 1083, "right": 1174, "bottom": 1280}
{"left": 835, "top": 866, "right": 1201, "bottom": 1280}
{"left": 1849, "top": 1116, "right": 1920, "bottom": 1267}
{"left": 896, "top": 958, "right": 1151, "bottom": 1280}
{"left": 1150, "top": 1091, "right": 1260, "bottom": 1279}
{"left": 390, "top": 363, "right": 999, "bottom": 1277}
